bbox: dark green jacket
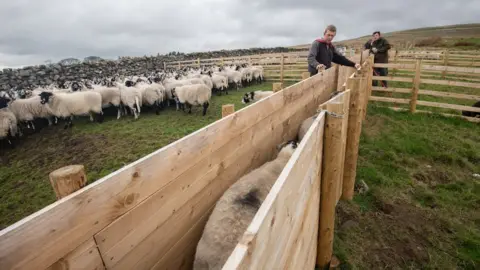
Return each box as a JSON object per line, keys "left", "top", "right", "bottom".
{"left": 364, "top": 37, "right": 391, "bottom": 63}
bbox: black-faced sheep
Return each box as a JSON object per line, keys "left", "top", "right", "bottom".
{"left": 462, "top": 100, "right": 480, "bottom": 118}
{"left": 193, "top": 140, "right": 298, "bottom": 270}
{"left": 39, "top": 91, "right": 104, "bottom": 129}
{"left": 241, "top": 90, "right": 274, "bottom": 104}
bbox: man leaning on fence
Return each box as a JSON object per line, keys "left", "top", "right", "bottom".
{"left": 307, "top": 24, "right": 361, "bottom": 77}
{"left": 364, "top": 31, "right": 391, "bottom": 87}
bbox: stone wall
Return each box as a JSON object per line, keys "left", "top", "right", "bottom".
{"left": 0, "top": 47, "right": 306, "bottom": 90}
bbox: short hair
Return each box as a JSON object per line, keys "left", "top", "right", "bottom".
{"left": 373, "top": 31, "right": 381, "bottom": 35}
{"left": 324, "top": 25, "right": 337, "bottom": 34}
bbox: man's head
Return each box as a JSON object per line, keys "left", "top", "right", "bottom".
{"left": 323, "top": 25, "right": 337, "bottom": 43}
{"left": 372, "top": 31, "right": 381, "bottom": 41}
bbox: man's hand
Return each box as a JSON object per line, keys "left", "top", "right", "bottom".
{"left": 316, "top": 64, "right": 325, "bottom": 70}
{"left": 355, "top": 63, "right": 361, "bottom": 70}
{"left": 371, "top": 47, "right": 378, "bottom": 53}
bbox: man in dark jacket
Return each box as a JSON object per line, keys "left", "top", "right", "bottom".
{"left": 364, "top": 31, "right": 391, "bottom": 87}
{"left": 307, "top": 25, "right": 360, "bottom": 76}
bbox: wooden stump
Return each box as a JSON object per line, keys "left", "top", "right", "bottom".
{"left": 49, "top": 165, "right": 87, "bottom": 200}
{"left": 302, "top": 72, "right": 310, "bottom": 80}
{"left": 273, "top": 82, "right": 283, "bottom": 92}
{"left": 222, "top": 104, "right": 235, "bottom": 118}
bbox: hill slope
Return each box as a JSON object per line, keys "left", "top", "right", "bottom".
{"left": 290, "top": 23, "right": 480, "bottom": 50}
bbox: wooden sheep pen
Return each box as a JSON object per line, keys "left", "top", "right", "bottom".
{"left": 0, "top": 51, "right": 372, "bottom": 270}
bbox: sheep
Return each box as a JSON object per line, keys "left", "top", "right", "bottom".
{"left": 461, "top": 100, "right": 480, "bottom": 118}
{"left": 7, "top": 95, "right": 56, "bottom": 130}
{"left": 241, "top": 90, "right": 274, "bottom": 104}
{"left": 118, "top": 82, "right": 142, "bottom": 120}
{"left": 193, "top": 140, "right": 298, "bottom": 270}
{"left": 38, "top": 91, "right": 104, "bottom": 129}
{"left": 0, "top": 97, "right": 19, "bottom": 147}
{"left": 172, "top": 84, "right": 211, "bottom": 116}
{"left": 297, "top": 112, "right": 320, "bottom": 142}
{"left": 90, "top": 87, "right": 122, "bottom": 119}
{"left": 136, "top": 82, "right": 165, "bottom": 115}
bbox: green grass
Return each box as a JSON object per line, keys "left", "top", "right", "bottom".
{"left": 334, "top": 104, "right": 480, "bottom": 269}
{"left": 0, "top": 81, "right": 297, "bottom": 229}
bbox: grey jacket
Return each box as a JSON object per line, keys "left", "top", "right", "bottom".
{"left": 307, "top": 39, "right": 355, "bottom": 74}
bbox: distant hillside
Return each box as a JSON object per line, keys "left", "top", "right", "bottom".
{"left": 290, "top": 23, "right": 480, "bottom": 50}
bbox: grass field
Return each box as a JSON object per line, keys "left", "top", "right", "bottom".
{"left": 0, "top": 81, "right": 297, "bottom": 229}
{"left": 334, "top": 104, "right": 480, "bottom": 269}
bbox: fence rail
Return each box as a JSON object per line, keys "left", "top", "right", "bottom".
{"left": 371, "top": 59, "right": 480, "bottom": 122}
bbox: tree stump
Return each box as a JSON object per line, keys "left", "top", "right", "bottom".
{"left": 49, "top": 165, "right": 87, "bottom": 199}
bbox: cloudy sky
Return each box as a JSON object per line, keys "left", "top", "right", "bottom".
{"left": 1, "top": 0, "right": 478, "bottom": 68}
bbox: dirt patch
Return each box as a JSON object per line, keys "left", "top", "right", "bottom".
{"left": 412, "top": 165, "right": 455, "bottom": 187}
{"left": 335, "top": 194, "right": 454, "bottom": 269}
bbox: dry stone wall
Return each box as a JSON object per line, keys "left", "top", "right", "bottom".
{"left": 0, "top": 47, "right": 306, "bottom": 90}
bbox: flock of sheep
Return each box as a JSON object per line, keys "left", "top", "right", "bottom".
{"left": 0, "top": 62, "right": 272, "bottom": 148}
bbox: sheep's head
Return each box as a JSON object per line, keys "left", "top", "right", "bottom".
{"left": 71, "top": 82, "right": 81, "bottom": 91}
{"left": 0, "top": 96, "right": 11, "bottom": 109}
{"left": 276, "top": 140, "right": 298, "bottom": 158}
{"left": 241, "top": 92, "right": 252, "bottom": 104}
{"left": 39, "top": 92, "right": 53, "bottom": 105}
{"left": 125, "top": 80, "right": 136, "bottom": 87}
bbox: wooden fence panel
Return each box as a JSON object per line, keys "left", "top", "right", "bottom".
{"left": 222, "top": 111, "right": 326, "bottom": 270}
{"left": 0, "top": 66, "right": 337, "bottom": 270}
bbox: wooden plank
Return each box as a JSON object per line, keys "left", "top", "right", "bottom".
{"left": 388, "top": 107, "right": 480, "bottom": 123}
{"left": 342, "top": 77, "right": 366, "bottom": 201}
{"left": 46, "top": 238, "right": 105, "bottom": 270}
{"left": 223, "top": 112, "right": 325, "bottom": 270}
{"left": 337, "top": 91, "right": 351, "bottom": 203}
{"left": 372, "top": 86, "right": 411, "bottom": 94}
{"left": 372, "top": 76, "right": 413, "bottom": 83}
{"left": 416, "top": 100, "right": 480, "bottom": 113}
{"left": 421, "top": 65, "right": 480, "bottom": 74}
{"left": 418, "top": 90, "right": 480, "bottom": 100}
{"left": 369, "top": 96, "right": 411, "bottom": 104}
{"left": 420, "top": 78, "right": 480, "bottom": 89}
{"left": 317, "top": 101, "right": 344, "bottom": 268}
{"left": 373, "top": 63, "right": 415, "bottom": 69}
{"left": 410, "top": 60, "right": 422, "bottom": 113}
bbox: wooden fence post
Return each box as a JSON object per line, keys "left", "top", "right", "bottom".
{"left": 273, "top": 82, "right": 283, "bottom": 92}
{"left": 302, "top": 72, "right": 310, "bottom": 80}
{"left": 342, "top": 76, "right": 367, "bottom": 200}
{"left": 442, "top": 49, "right": 448, "bottom": 78}
{"left": 317, "top": 101, "right": 345, "bottom": 269}
{"left": 393, "top": 49, "right": 398, "bottom": 76}
{"left": 280, "top": 54, "right": 285, "bottom": 85}
{"left": 222, "top": 104, "right": 235, "bottom": 118}
{"left": 49, "top": 165, "right": 87, "bottom": 200}
{"left": 163, "top": 62, "right": 167, "bottom": 70}
{"left": 197, "top": 58, "right": 201, "bottom": 68}
{"left": 410, "top": 59, "right": 422, "bottom": 113}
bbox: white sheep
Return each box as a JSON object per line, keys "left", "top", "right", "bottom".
{"left": 193, "top": 140, "right": 298, "bottom": 270}
{"left": 38, "top": 91, "right": 104, "bottom": 129}
{"left": 7, "top": 95, "right": 56, "bottom": 130}
{"left": 117, "top": 82, "right": 142, "bottom": 120}
{"left": 0, "top": 97, "right": 19, "bottom": 146}
{"left": 91, "top": 87, "right": 122, "bottom": 119}
{"left": 172, "top": 84, "right": 211, "bottom": 116}
{"left": 241, "top": 90, "right": 274, "bottom": 104}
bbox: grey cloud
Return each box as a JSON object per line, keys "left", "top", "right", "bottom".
{"left": 0, "top": 0, "right": 478, "bottom": 67}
